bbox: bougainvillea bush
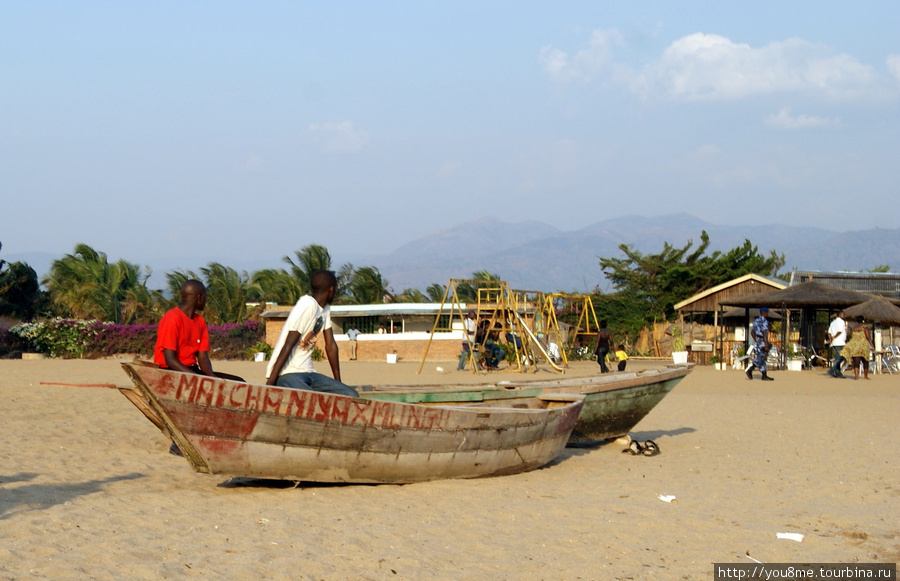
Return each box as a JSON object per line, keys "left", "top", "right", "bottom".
{"left": 6, "top": 319, "right": 264, "bottom": 360}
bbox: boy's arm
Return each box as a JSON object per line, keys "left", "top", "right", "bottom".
{"left": 266, "top": 331, "right": 300, "bottom": 385}
{"left": 323, "top": 328, "right": 341, "bottom": 382}
{"left": 197, "top": 351, "right": 216, "bottom": 376}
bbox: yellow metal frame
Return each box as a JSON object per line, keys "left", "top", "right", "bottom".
{"left": 417, "top": 279, "right": 565, "bottom": 374}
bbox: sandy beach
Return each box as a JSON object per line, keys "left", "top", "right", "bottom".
{"left": 1, "top": 357, "right": 897, "bottom": 580}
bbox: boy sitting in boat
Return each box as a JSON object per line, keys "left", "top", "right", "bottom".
{"left": 265, "top": 270, "right": 359, "bottom": 397}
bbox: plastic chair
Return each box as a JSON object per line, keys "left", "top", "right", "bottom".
{"left": 731, "top": 345, "right": 751, "bottom": 369}
{"left": 799, "top": 345, "right": 828, "bottom": 369}
{"left": 880, "top": 345, "right": 900, "bottom": 374}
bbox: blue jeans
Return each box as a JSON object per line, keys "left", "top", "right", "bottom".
{"left": 458, "top": 343, "right": 470, "bottom": 370}
{"left": 829, "top": 346, "right": 845, "bottom": 376}
{"left": 276, "top": 372, "right": 359, "bottom": 397}
{"left": 484, "top": 340, "right": 506, "bottom": 368}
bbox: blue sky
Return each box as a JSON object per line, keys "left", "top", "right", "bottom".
{"left": 2, "top": 1, "right": 898, "bottom": 275}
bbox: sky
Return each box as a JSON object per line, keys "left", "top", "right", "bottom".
{"left": 2, "top": 1, "right": 899, "bottom": 278}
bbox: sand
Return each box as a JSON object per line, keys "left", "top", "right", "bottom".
{"left": 1, "top": 357, "right": 897, "bottom": 580}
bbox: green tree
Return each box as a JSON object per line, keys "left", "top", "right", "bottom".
{"left": 284, "top": 244, "right": 332, "bottom": 296}
{"left": 164, "top": 270, "right": 201, "bottom": 308}
{"left": 166, "top": 265, "right": 251, "bottom": 324}
{"left": 455, "top": 271, "right": 503, "bottom": 302}
{"left": 201, "top": 263, "right": 250, "bottom": 324}
{"left": 119, "top": 280, "right": 167, "bottom": 324}
{"left": 344, "top": 266, "right": 389, "bottom": 305}
{"left": 597, "top": 231, "right": 784, "bottom": 328}
{"left": 0, "top": 244, "right": 46, "bottom": 321}
{"left": 42, "top": 243, "right": 151, "bottom": 323}
{"left": 394, "top": 288, "right": 428, "bottom": 303}
{"left": 425, "top": 283, "right": 446, "bottom": 302}
{"left": 250, "top": 268, "right": 302, "bottom": 305}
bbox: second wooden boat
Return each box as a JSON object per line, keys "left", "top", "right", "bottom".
{"left": 359, "top": 364, "right": 693, "bottom": 443}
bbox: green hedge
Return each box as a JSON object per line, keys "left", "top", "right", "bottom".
{"left": 3, "top": 319, "right": 264, "bottom": 360}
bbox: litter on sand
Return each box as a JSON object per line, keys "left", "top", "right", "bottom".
{"left": 776, "top": 532, "right": 804, "bottom": 542}
{"left": 658, "top": 495, "right": 676, "bottom": 503}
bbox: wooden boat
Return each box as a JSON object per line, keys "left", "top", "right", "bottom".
{"left": 120, "top": 362, "right": 584, "bottom": 484}
{"left": 358, "top": 364, "right": 693, "bottom": 443}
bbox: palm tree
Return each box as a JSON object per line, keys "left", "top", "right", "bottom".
{"left": 164, "top": 270, "right": 201, "bottom": 309}
{"left": 201, "top": 263, "right": 250, "bottom": 324}
{"left": 250, "top": 268, "right": 302, "bottom": 305}
{"left": 394, "top": 288, "right": 427, "bottom": 303}
{"left": 42, "top": 243, "right": 151, "bottom": 322}
{"left": 425, "top": 283, "right": 446, "bottom": 303}
{"left": 455, "top": 270, "right": 503, "bottom": 302}
{"left": 164, "top": 266, "right": 250, "bottom": 324}
{"left": 120, "top": 285, "right": 167, "bottom": 325}
{"left": 284, "top": 244, "right": 332, "bottom": 295}
{"left": 334, "top": 262, "right": 355, "bottom": 303}
{"left": 344, "top": 266, "right": 389, "bottom": 305}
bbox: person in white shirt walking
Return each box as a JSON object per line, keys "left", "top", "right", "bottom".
{"left": 827, "top": 310, "right": 847, "bottom": 378}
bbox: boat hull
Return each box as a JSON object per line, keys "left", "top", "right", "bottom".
{"left": 120, "top": 363, "right": 584, "bottom": 484}
{"left": 360, "top": 365, "right": 693, "bottom": 443}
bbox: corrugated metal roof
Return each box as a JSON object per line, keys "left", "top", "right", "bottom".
{"left": 789, "top": 271, "right": 900, "bottom": 299}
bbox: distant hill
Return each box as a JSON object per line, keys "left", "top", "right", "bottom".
{"left": 363, "top": 213, "right": 900, "bottom": 293}
{"left": 6, "top": 214, "right": 899, "bottom": 294}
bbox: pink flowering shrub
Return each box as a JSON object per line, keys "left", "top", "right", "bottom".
{"left": 6, "top": 319, "right": 264, "bottom": 360}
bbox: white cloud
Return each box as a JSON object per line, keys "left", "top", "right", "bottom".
{"left": 636, "top": 34, "right": 878, "bottom": 101}
{"left": 543, "top": 30, "right": 883, "bottom": 101}
{"left": 765, "top": 107, "right": 839, "bottom": 130}
{"left": 539, "top": 29, "right": 623, "bottom": 82}
{"left": 887, "top": 54, "right": 900, "bottom": 83}
{"left": 308, "top": 121, "right": 370, "bottom": 153}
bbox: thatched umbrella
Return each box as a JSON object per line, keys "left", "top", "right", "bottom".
{"left": 720, "top": 281, "right": 877, "bottom": 309}
{"left": 844, "top": 296, "right": 900, "bottom": 325}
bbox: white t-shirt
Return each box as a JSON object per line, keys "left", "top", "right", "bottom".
{"left": 828, "top": 317, "right": 846, "bottom": 347}
{"left": 464, "top": 317, "right": 476, "bottom": 342}
{"left": 266, "top": 295, "right": 330, "bottom": 378}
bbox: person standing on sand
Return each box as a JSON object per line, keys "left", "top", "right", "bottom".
{"left": 346, "top": 325, "right": 360, "bottom": 360}
{"left": 457, "top": 311, "right": 477, "bottom": 370}
{"left": 842, "top": 316, "right": 874, "bottom": 380}
{"left": 593, "top": 320, "right": 611, "bottom": 373}
{"left": 265, "top": 270, "right": 358, "bottom": 397}
{"left": 746, "top": 307, "right": 774, "bottom": 381}
{"left": 827, "top": 310, "right": 847, "bottom": 378}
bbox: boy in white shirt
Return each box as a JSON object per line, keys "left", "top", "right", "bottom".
{"left": 266, "top": 270, "right": 358, "bottom": 396}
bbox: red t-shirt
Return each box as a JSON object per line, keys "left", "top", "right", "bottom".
{"left": 153, "top": 307, "right": 210, "bottom": 368}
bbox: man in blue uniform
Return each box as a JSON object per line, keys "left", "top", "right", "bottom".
{"left": 746, "top": 307, "right": 774, "bottom": 381}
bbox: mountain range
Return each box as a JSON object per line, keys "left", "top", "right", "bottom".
{"left": 6, "top": 213, "right": 899, "bottom": 294}
{"left": 362, "top": 213, "right": 900, "bottom": 293}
